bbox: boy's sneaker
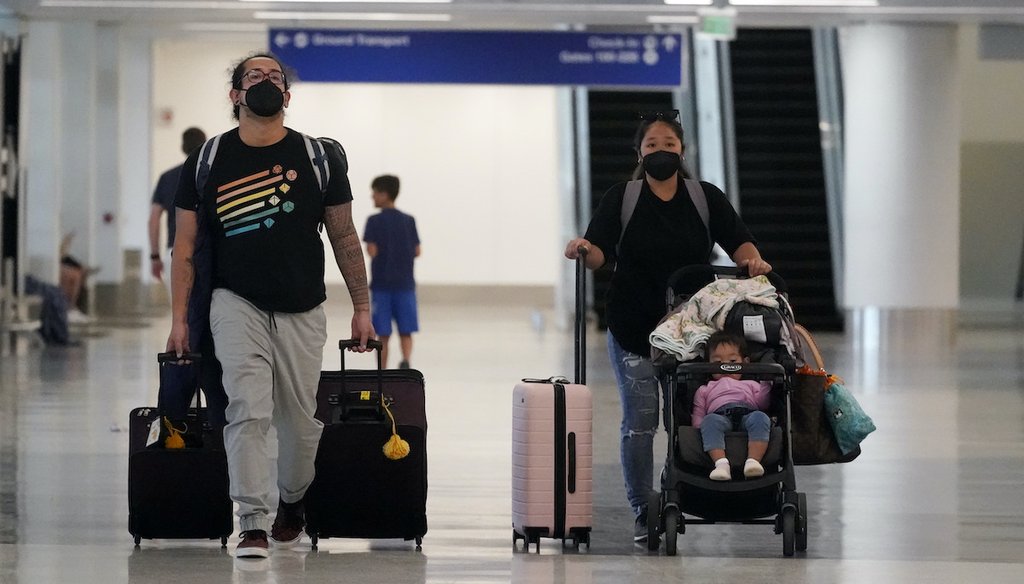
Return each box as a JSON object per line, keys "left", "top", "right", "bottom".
{"left": 398, "top": 359, "right": 410, "bottom": 370}
{"left": 633, "top": 510, "right": 648, "bottom": 542}
{"left": 270, "top": 499, "right": 305, "bottom": 548}
{"left": 743, "top": 458, "right": 765, "bottom": 478}
{"left": 236, "top": 530, "right": 269, "bottom": 558}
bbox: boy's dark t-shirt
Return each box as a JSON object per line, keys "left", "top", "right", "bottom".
{"left": 363, "top": 208, "right": 419, "bottom": 291}
{"left": 174, "top": 128, "right": 352, "bottom": 313}
{"left": 584, "top": 178, "right": 755, "bottom": 356}
{"left": 152, "top": 163, "right": 184, "bottom": 249}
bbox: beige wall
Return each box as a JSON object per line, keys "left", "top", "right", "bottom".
{"left": 957, "top": 25, "right": 1024, "bottom": 303}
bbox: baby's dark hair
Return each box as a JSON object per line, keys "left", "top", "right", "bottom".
{"left": 706, "top": 330, "right": 748, "bottom": 359}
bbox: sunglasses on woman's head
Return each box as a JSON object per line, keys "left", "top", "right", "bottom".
{"left": 638, "top": 110, "right": 680, "bottom": 122}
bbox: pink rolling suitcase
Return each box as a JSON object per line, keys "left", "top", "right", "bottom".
{"left": 512, "top": 250, "right": 593, "bottom": 552}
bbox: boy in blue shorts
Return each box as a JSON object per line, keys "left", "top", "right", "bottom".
{"left": 363, "top": 175, "right": 421, "bottom": 368}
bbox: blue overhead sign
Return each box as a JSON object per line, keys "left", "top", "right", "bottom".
{"left": 269, "top": 29, "right": 684, "bottom": 87}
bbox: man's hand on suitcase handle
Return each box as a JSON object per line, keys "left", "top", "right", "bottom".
{"left": 166, "top": 321, "right": 192, "bottom": 363}
{"left": 157, "top": 351, "right": 202, "bottom": 364}
{"left": 349, "top": 309, "right": 376, "bottom": 352}
{"left": 340, "top": 338, "right": 383, "bottom": 351}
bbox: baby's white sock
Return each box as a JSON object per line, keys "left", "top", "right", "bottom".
{"left": 743, "top": 458, "right": 765, "bottom": 478}
{"left": 709, "top": 457, "right": 731, "bottom": 481}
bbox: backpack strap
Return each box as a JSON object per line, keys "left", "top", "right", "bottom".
{"left": 683, "top": 178, "right": 712, "bottom": 252}
{"left": 302, "top": 133, "right": 329, "bottom": 194}
{"left": 616, "top": 179, "right": 643, "bottom": 256}
{"left": 617, "top": 178, "right": 712, "bottom": 256}
{"left": 194, "top": 133, "right": 223, "bottom": 202}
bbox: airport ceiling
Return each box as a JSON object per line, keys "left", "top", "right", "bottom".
{"left": 1, "top": 1, "right": 1024, "bottom": 32}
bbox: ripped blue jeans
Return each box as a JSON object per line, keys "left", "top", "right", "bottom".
{"left": 607, "top": 333, "right": 670, "bottom": 514}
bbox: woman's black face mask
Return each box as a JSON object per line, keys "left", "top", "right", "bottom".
{"left": 242, "top": 79, "right": 284, "bottom": 117}
{"left": 642, "top": 150, "right": 682, "bottom": 181}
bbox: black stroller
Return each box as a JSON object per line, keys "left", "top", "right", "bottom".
{"left": 645, "top": 265, "right": 809, "bottom": 557}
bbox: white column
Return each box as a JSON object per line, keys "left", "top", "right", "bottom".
{"left": 21, "top": 21, "right": 63, "bottom": 282}
{"left": 93, "top": 23, "right": 123, "bottom": 284}
{"left": 841, "top": 24, "right": 961, "bottom": 310}
{"left": 118, "top": 28, "right": 152, "bottom": 283}
{"left": 58, "top": 22, "right": 98, "bottom": 274}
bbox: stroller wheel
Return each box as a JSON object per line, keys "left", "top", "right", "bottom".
{"left": 781, "top": 507, "right": 796, "bottom": 557}
{"left": 646, "top": 492, "right": 661, "bottom": 551}
{"left": 663, "top": 507, "right": 680, "bottom": 557}
{"left": 796, "top": 492, "right": 808, "bottom": 551}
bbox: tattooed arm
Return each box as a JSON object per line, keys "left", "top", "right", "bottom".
{"left": 324, "top": 202, "right": 375, "bottom": 349}
{"left": 167, "top": 208, "right": 197, "bottom": 357}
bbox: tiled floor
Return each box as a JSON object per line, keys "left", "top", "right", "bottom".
{"left": 1, "top": 297, "right": 1023, "bottom": 583}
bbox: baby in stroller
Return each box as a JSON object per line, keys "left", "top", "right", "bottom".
{"left": 692, "top": 331, "right": 772, "bottom": 481}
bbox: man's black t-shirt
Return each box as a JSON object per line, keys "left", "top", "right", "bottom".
{"left": 584, "top": 178, "right": 754, "bottom": 356}
{"left": 175, "top": 128, "right": 353, "bottom": 313}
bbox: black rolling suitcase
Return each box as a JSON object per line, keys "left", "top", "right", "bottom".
{"left": 127, "top": 353, "right": 233, "bottom": 547}
{"left": 304, "top": 339, "right": 427, "bottom": 550}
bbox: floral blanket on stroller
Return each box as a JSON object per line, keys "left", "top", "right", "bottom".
{"left": 649, "top": 275, "right": 796, "bottom": 362}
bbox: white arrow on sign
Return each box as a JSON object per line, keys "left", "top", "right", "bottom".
{"left": 274, "top": 32, "right": 291, "bottom": 48}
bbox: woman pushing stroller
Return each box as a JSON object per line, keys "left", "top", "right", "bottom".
{"left": 564, "top": 110, "right": 772, "bottom": 543}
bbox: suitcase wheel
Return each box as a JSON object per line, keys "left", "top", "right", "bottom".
{"left": 311, "top": 535, "right": 319, "bottom": 551}
{"left": 221, "top": 536, "right": 227, "bottom": 548}
{"left": 415, "top": 537, "right": 422, "bottom": 551}
{"left": 134, "top": 535, "right": 141, "bottom": 547}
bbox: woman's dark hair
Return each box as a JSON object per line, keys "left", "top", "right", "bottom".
{"left": 229, "top": 52, "right": 294, "bottom": 120}
{"left": 630, "top": 118, "right": 693, "bottom": 180}
{"left": 706, "top": 330, "right": 748, "bottom": 359}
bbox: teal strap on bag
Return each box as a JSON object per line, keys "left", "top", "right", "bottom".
{"left": 824, "top": 381, "right": 876, "bottom": 455}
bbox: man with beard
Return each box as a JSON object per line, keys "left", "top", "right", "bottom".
{"left": 167, "top": 53, "right": 375, "bottom": 559}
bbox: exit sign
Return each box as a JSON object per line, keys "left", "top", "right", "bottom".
{"left": 698, "top": 8, "right": 737, "bottom": 41}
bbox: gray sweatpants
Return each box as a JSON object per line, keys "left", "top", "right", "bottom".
{"left": 210, "top": 288, "right": 327, "bottom": 533}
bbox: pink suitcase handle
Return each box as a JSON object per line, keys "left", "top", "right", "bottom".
{"left": 575, "top": 248, "right": 587, "bottom": 386}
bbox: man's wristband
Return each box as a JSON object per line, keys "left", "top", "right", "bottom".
{"left": 150, "top": 253, "right": 161, "bottom": 261}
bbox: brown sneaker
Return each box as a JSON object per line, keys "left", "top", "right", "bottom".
{"left": 236, "top": 530, "right": 269, "bottom": 558}
{"left": 270, "top": 498, "right": 305, "bottom": 548}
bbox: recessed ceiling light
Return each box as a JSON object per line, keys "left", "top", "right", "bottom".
{"left": 728, "top": 0, "right": 879, "bottom": 6}
{"left": 647, "top": 15, "right": 700, "bottom": 24}
{"left": 254, "top": 11, "right": 452, "bottom": 22}
{"left": 242, "top": 0, "right": 450, "bottom": 3}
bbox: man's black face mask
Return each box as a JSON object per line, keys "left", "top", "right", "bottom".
{"left": 642, "top": 150, "right": 682, "bottom": 181}
{"left": 242, "top": 79, "right": 284, "bottom": 117}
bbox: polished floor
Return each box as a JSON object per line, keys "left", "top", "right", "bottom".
{"left": 1, "top": 296, "right": 1023, "bottom": 583}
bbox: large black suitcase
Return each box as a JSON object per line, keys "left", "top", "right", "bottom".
{"left": 127, "top": 353, "right": 233, "bottom": 547}
{"left": 304, "top": 340, "right": 427, "bottom": 550}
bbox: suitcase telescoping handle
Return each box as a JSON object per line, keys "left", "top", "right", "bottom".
{"left": 156, "top": 351, "right": 206, "bottom": 411}
{"left": 157, "top": 351, "right": 202, "bottom": 363}
{"left": 575, "top": 247, "right": 587, "bottom": 386}
{"left": 338, "top": 339, "right": 385, "bottom": 393}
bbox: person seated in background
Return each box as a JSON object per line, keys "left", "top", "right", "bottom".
{"left": 691, "top": 331, "right": 773, "bottom": 481}
{"left": 59, "top": 232, "right": 96, "bottom": 324}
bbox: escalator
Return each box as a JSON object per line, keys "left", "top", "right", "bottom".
{"left": 729, "top": 28, "right": 843, "bottom": 331}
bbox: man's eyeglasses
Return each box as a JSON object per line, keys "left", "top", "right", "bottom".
{"left": 243, "top": 69, "right": 286, "bottom": 86}
{"left": 638, "top": 110, "right": 680, "bottom": 122}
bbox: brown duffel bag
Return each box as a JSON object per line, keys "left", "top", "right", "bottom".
{"left": 790, "top": 364, "right": 861, "bottom": 465}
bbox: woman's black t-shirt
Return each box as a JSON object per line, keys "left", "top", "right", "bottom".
{"left": 584, "top": 178, "right": 754, "bottom": 356}
{"left": 175, "top": 128, "right": 353, "bottom": 313}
